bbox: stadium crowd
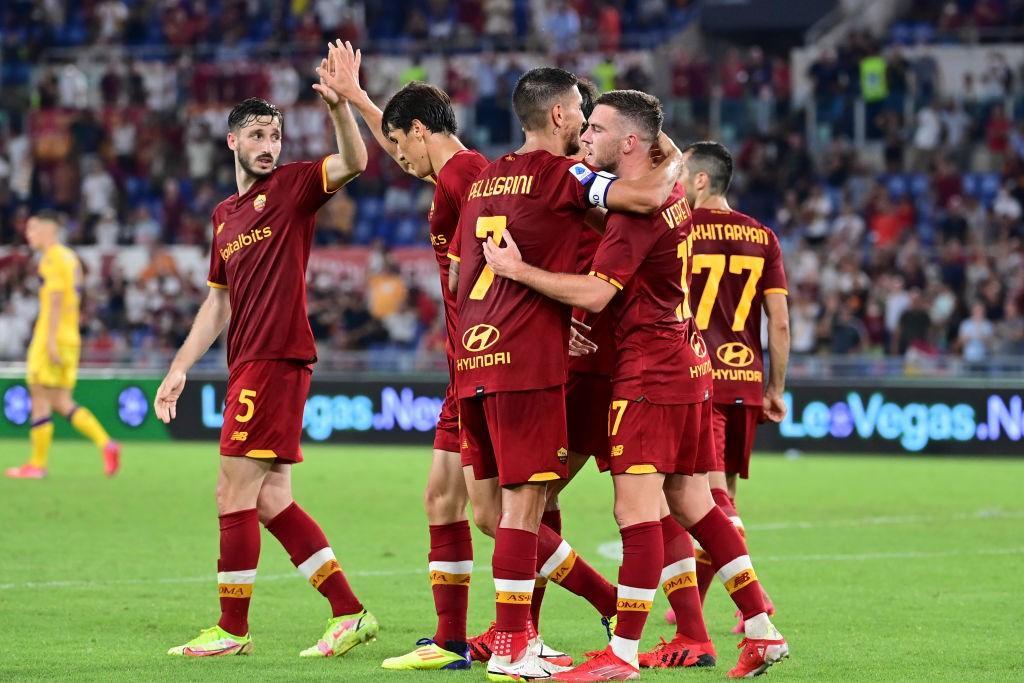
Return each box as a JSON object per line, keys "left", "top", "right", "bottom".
{"left": 0, "top": 2, "right": 1023, "bottom": 364}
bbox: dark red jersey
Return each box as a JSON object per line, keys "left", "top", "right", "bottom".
{"left": 454, "top": 151, "right": 600, "bottom": 397}
{"left": 590, "top": 184, "right": 712, "bottom": 404}
{"left": 569, "top": 225, "right": 616, "bottom": 377}
{"left": 207, "top": 159, "right": 336, "bottom": 370}
{"left": 688, "top": 207, "right": 788, "bottom": 406}
{"left": 428, "top": 149, "right": 489, "bottom": 358}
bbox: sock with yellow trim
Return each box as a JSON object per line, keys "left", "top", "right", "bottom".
{"left": 687, "top": 507, "right": 767, "bottom": 620}
{"left": 428, "top": 521, "right": 473, "bottom": 645}
{"left": 66, "top": 405, "right": 110, "bottom": 449}
{"left": 266, "top": 502, "right": 362, "bottom": 616}
{"left": 493, "top": 527, "right": 536, "bottom": 637}
{"left": 531, "top": 509, "right": 561, "bottom": 630}
{"left": 612, "top": 521, "right": 662, "bottom": 662}
{"left": 28, "top": 417, "right": 54, "bottom": 468}
{"left": 537, "top": 523, "right": 617, "bottom": 618}
{"left": 217, "top": 508, "right": 259, "bottom": 636}
{"left": 659, "top": 515, "right": 709, "bottom": 642}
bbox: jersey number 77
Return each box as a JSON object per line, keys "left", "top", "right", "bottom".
{"left": 691, "top": 254, "right": 765, "bottom": 331}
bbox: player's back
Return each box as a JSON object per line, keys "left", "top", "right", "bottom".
{"left": 454, "top": 150, "right": 591, "bottom": 397}
{"left": 34, "top": 243, "right": 81, "bottom": 346}
{"left": 688, "top": 207, "right": 788, "bottom": 405}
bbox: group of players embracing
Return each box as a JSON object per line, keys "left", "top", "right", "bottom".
{"left": 155, "top": 39, "right": 792, "bottom": 681}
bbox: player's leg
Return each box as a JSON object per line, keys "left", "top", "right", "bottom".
{"left": 6, "top": 384, "right": 54, "bottom": 478}
{"left": 382, "top": 446, "right": 474, "bottom": 670}
{"left": 257, "top": 461, "right": 378, "bottom": 657}
{"left": 484, "top": 388, "right": 570, "bottom": 680}
{"left": 665, "top": 471, "right": 787, "bottom": 677}
{"left": 50, "top": 387, "right": 120, "bottom": 477}
{"left": 640, "top": 496, "right": 715, "bottom": 669}
{"left": 168, "top": 454, "right": 271, "bottom": 656}
{"left": 555, "top": 471, "right": 664, "bottom": 681}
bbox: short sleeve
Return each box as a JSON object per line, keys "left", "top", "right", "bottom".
{"left": 207, "top": 218, "right": 228, "bottom": 289}
{"left": 762, "top": 229, "right": 788, "bottom": 295}
{"left": 281, "top": 157, "right": 339, "bottom": 215}
{"left": 447, "top": 218, "right": 462, "bottom": 262}
{"left": 589, "top": 213, "right": 659, "bottom": 291}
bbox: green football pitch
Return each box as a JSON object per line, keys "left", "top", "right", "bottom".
{"left": 1, "top": 440, "right": 1021, "bottom": 681}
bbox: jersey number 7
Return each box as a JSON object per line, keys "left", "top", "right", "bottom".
{"left": 691, "top": 254, "right": 765, "bottom": 331}
{"left": 469, "top": 215, "right": 508, "bottom": 300}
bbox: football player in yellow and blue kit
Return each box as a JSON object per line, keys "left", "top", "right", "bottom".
{"left": 5, "top": 212, "right": 121, "bottom": 479}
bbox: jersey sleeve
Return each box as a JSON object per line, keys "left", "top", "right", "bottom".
{"left": 545, "top": 158, "right": 614, "bottom": 213}
{"left": 761, "top": 229, "right": 788, "bottom": 295}
{"left": 447, "top": 216, "right": 462, "bottom": 262}
{"left": 589, "top": 213, "right": 659, "bottom": 291}
{"left": 207, "top": 218, "right": 228, "bottom": 289}
{"left": 284, "top": 157, "right": 340, "bottom": 215}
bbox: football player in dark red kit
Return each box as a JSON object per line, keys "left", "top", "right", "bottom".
{"left": 157, "top": 58, "right": 378, "bottom": 659}
{"left": 483, "top": 91, "right": 789, "bottom": 680}
{"left": 454, "top": 69, "right": 685, "bottom": 680}
{"left": 678, "top": 140, "right": 790, "bottom": 632}
{"left": 317, "top": 40, "right": 491, "bottom": 671}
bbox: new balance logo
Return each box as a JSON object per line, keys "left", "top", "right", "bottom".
{"left": 230, "top": 431, "right": 248, "bottom": 441}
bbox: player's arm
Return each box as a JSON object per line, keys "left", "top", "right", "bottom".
{"left": 483, "top": 231, "right": 616, "bottom": 313}
{"left": 448, "top": 257, "right": 460, "bottom": 294}
{"left": 762, "top": 292, "right": 790, "bottom": 423}
{"left": 603, "top": 132, "right": 683, "bottom": 214}
{"left": 45, "top": 291, "right": 62, "bottom": 364}
{"left": 154, "top": 287, "right": 231, "bottom": 423}
{"left": 313, "top": 44, "right": 368, "bottom": 190}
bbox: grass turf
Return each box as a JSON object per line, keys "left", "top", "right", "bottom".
{"left": 1, "top": 440, "right": 1022, "bottom": 681}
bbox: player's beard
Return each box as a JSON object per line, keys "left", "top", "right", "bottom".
{"left": 564, "top": 130, "right": 582, "bottom": 158}
{"left": 239, "top": 151, "right": 276, "bottom": 179}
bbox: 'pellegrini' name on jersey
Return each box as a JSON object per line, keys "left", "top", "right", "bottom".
{"left": 690, "top": 222, "right": 768, "bottom": 245}
{"left": 466, "top": 174, "right": 535, "bottom": 201}
{"left": 220, "top": 227, "right": 273, "bottom": 262}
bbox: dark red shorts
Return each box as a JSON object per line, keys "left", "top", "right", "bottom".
{"left": 434, "top": 356, "right": 461, "bottom": 453}
{"left": 220, "top": 359, "right": 311, "bottom": 463}
{"left": 712, "top": 403, "right": 761, "bottom": 479}
{"left": 459, "top": 386, "right": 569, "bottom": 487}
{"left": 606, "top": 398, "right": 716, "bottom": 476}
{"left": 566, "top": 372, "right": 612, "bottom": 471}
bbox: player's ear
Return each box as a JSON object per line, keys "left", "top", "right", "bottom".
{"left": 550, "top": 102, "right": 563, "bottom": 130}
{"left": 226, "top": 131, "right": 237, "bottom": 151}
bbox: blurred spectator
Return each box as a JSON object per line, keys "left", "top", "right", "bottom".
{"left": 957, "top": 301, "right": 995, "bottom": 362}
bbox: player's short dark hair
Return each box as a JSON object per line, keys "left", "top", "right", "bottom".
{"left": 512, "top": 67, "right": 579, "bottom": 132}
{"left": 380, "top": 81, "right": 458, "bottom": 138}
{"left": 31, "top": 209, "right": 62, "bottom": 224}
{"left": 682, "top": 141, "right": 734, "bottom": 194}
{"left": 228, "top": 97, "right": 283, "bottom": 133}
{"left": 594, "top": 90, "right": 663, "bottom": 143}
{"left": 577, "top": 79, "right": 599, "bottom": 120}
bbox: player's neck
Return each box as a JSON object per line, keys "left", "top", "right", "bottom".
{"left": 428, "top": 135, "right": 467, "bottom": 175}
{"left": 235, "top": 166, "right": 262, "bottom": 196}
{"left": 695, "top": 193, "right": 731, "bottom": 211}
{"left": 612, "top": 150, "right": 653, "bottom": 182}
{"left": 517, "top": 131, "right": 563, "bottom": 157}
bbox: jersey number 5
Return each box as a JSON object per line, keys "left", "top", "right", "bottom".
{"left": 469, "top": 216, "right": 508, "bottom": 300}
{"left": 691, "top": 255, "right": 765, "bottom": 331}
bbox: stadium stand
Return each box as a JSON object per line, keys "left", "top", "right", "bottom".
{"left": 0, "top": 0, "right": 1021, "bottom": 369}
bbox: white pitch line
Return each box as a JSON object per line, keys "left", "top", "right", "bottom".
{"left": 2, "top": 509, "right": 1021, "bottom": 592}
{"left": 746, "top": 508, "right": 1024, "bottom": 532}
